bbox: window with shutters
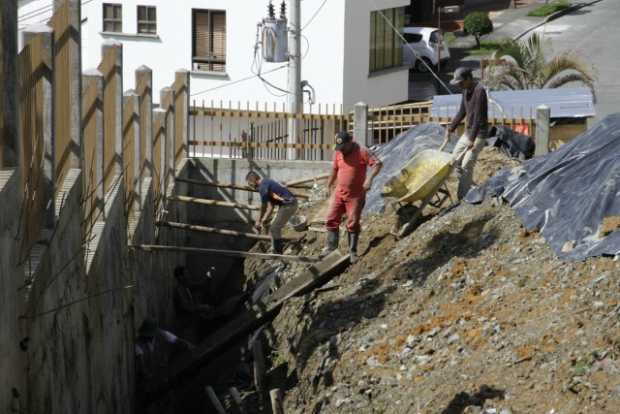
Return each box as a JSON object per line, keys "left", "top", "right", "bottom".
{"left": 369, "top": 7, "right": 405, "bottom": 73}
{"left": 137, "top": 6, "right": 157, "bottom": 35}
{"left": 192, "top": 10, "right": 226, "bottom": 73}
{"left": 103, "top": 3, "right": 122, "bottom": 33}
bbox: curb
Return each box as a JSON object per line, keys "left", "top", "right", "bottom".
{"left": 513, "top": 0, "right": 603, "bottom": 40}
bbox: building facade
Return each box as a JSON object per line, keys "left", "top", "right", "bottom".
{"left": 19, "top": 0, "right": 410, "bottom": 111}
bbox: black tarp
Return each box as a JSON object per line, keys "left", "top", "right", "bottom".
{"left": 365, "top": 123, "right": 454, "bottom": 215}
{"left": 466, "top": 114, "right": 620, "bottom": 261}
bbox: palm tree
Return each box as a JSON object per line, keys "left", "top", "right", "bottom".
{"left": 483, "top": 33, "right": 596, "bottom": 100}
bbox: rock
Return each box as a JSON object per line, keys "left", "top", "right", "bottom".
{"left": 447, "top": 334, "right": 460, "bottom": 344}
{"left": 335, "top": 397, "right": 352, "bottom": 408}
{"left": 499, "top": 409, "right": 512, "bottom": 414}
{"left": 427, "top": 327, "right": 440, "bottom": 338}
{"left": 593, "top": 301, "right": 605, "bottom": 310}
{"left": 366, "top": 356, "right": 380, "bottom": 367}
{"left": 406, "top": 335, "right": 419, "bottom": 347}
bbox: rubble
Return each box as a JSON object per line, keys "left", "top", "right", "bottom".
{"left": 243, "top": 145, "right": 619, "bottom": 413}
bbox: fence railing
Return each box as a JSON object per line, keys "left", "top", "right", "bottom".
{"left": 16, "top": 0, "right": 189, "bottom": 261}
{"left": 189, "top": 102, "right": 348, "bottom": 161}
{"left": 188, "top": 99, "right": 538, "bottom": 161}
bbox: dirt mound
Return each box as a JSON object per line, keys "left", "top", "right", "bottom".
{"left": 244, "top": 147, "right": 619, "bottom": 414}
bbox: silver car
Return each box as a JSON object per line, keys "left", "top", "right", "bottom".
{"left": 402, "top": 27, "right": 451, "bottom": 72}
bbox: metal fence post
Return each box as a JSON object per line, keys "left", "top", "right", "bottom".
{"left": 354, "top": 102, "right": 370, "bottom": 147}
{"left": 535, "top": 105, "right": 551, "bottom": 157}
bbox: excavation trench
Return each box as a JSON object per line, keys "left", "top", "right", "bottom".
{"left": 147, "top": 158, "right": 332, "bottom": 413}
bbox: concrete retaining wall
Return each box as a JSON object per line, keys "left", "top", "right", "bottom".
{"left": 0, "top": 170, "right": 26, "bottom": 413}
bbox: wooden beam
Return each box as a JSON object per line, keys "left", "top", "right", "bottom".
{"left": 156, "top": 221, "right": 302, "bottom": 241}
{"left": 168, "top": 195, "right": 261, "bottom": 210}
{"left": 205, "top": 386, "right": 227, "bottom": 414}
{"left": 270, "top": 389, "right": 284, "bottom": 414}
{"left": 285, "top": 173, "right": 330, "bottom": 188}
{"left": 176, "top": 177, "right": 255, "bottom": 192}
{"left": 129, "top": 244, "right": 320, "bottom": 263}
{"left": 159, "top": 251, "right": 348, "bottom": 395}
{"left": 175, "top": 177, "right": 310, "bottom": 199}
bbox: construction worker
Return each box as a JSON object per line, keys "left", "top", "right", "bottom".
{"left": 441, "top": 67, "right": 489, "bottom": 200}
{"left": 246, "top": 171, "right": 298, "bottom": 254}
{"left": 323, "top": 131, "right": 383, "bottom": 263}
{"left": 135, "top": 318, "right": 194, "bottom": 413}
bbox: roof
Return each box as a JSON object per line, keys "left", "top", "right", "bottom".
{"left": 431, "top": 88, "right": 596, "bottom": 120}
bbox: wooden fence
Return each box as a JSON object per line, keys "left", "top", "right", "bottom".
{"left": 16, "top": 0, "right": 189, "bottom": 261}
{"left": 189, "top": 99, "right": 540, "bottom": 161}
{"left": 189, "top": 102, "right": 348, "bottom": 161}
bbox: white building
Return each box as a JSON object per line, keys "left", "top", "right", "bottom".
{"left": 19, "top": 0, "right": 409, "bottom": 112}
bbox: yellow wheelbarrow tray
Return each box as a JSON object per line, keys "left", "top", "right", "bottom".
{"left": 381, "top": 149, "right": 456, "bottom": 238}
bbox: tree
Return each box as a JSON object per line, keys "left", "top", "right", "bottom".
{"left": 464, "top": 12, "right": 493, "bottom": 48}
{"left": 484, "top": 33, "right": 596, "bottom": 99}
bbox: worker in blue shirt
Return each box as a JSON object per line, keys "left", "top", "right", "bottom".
{"left": 246, "top": 171, "right": 298, "bottom": 254}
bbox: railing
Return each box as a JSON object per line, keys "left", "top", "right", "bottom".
{"left": 365, "top": 101, "right": 433, "bottom": 145}
{"left": 189, "top": 102, "right": 349, "bottom": 161}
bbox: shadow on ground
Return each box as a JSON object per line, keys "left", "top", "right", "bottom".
{"left": 441, "top": 385, "right": 506, "bottom": 414}
{"left": 287, "top": 277, "right": 396, "bottom": 379}
{"left": 397, "top": 213, "right": 499, "bottom": 286}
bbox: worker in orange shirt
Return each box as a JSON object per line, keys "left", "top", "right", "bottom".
{"left": 323, "top": 131, "right": 383, "bottom": 263}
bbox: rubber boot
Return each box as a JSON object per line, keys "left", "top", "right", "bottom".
{"left": 348, "top": 232, "right": 360, "bottom": 264}
{"left": 272, "top": 239, "right": 285, "bottom": 255}
{"left": 320, "top": 230, "right": 339, "bottom": 258}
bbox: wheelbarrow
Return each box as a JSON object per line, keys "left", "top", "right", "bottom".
{"left": 381, "top": 147, "right": 463, "bottom": 238}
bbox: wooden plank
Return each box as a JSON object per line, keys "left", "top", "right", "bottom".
{"left": 175, "top": 177, "right": 310, "bottom": 199}
{"left": 285, "top": 173, "right": 330, "bottom": 187}
{"left": 168, "top": 195, "right": 261, "bottom": 210}
{"left": 129, "top": 244, "right": 320, "bottom": 263}
{"left": 148, "top": 250, "right": 348, "bottom": 401}
{"left": 156, "top": 221, "right": 303, "bottom": 242}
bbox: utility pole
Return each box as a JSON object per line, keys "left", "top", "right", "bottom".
{"left": 287, "top": 0, "right": 302, "bottom": 160}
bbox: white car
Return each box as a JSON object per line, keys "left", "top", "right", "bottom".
{"left": 402, "top": 27, "right": 451, "bottom": 72}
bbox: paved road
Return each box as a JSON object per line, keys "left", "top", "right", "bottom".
{"left": 530, "top": 0, "right": 619, "bottom": 123}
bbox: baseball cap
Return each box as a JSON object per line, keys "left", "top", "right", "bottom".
{"left": 334, "top": 131, "right": 352, "bottom": 151}
{"left": 450, "top": 67, "right": 473, "bottom": 85}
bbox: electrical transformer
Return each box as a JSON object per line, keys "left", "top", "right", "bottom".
{"left": 261, "top": 2, "right": 289, "bottom": 63}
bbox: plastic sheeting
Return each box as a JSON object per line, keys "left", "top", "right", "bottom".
{"left": 365, "top": 123, "right": 453, "bottom": 215}
{"left": 466, "top": 114, "right": 620, "bottom": 261}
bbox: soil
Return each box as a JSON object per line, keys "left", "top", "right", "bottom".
{"left": 243, "top": 146, "right": 620, "bottom": 414}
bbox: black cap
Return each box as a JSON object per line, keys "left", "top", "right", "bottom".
{"left": 334, "top": 131, "right": 352, "bottom": 151}
{"left": 450, "top": 67, "right": 473, "bottom": 85}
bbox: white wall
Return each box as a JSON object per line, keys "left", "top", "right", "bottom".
{"left": 19, "top": 0, "right": 409, "bottom": 111}
{"left": 343, "top": 0, "right": 410, "bottom": 109}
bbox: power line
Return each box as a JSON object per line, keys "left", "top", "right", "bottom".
{"left": 302, "top": 0, "right": 329, "bottom": 30}
{"left": 190, "top": 65, "right": 288, "bottom": 97}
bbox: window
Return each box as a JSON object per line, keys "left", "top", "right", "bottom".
{"left": 137, "top": 6, "right": 157, "bottom": 35}
{"left": 369, "top": 7, "right": 405, "bottom": 73}
{"left": 103, "top": 3, "right": 122, "bottom": 33}
{"left": 192, "top": 10, "right": 226, "bottom": 73}
{"left": 403, "top": 33, "right": 423, "bottom": 44}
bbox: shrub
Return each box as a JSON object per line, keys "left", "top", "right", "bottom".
{"left": 464, "top": 12, "right": 494, "bottom": 47}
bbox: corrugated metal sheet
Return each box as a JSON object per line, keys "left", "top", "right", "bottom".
{"left": 432, "top": 88, "right": 596, "bottom": 119}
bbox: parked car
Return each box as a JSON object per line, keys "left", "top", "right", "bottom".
{"left": 402, "top": 27, "right": 451, "bottom": 72}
